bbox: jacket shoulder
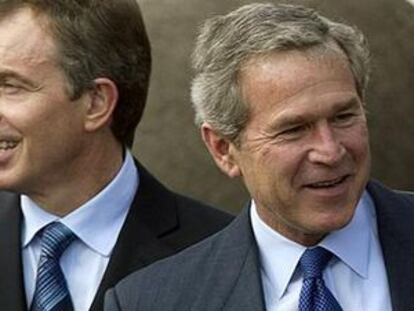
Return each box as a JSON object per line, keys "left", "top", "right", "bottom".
{"left": 106, "top": 208, "right": 253, "bottom": 310}
{"left": 134, "top": 159, "right": 234, "bottom": 248}
{"left": 172, "top": 193, "right": 234, "bottom": 237}
{"left": 368, "top": 180, "right": 414, "bottom": 208}
{"left": 107, "top": 229, "right": 225, "bottom": 310}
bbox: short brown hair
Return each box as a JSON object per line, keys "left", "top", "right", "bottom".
{"left": 0, "top": 0, "right": 151, "bottom": 147}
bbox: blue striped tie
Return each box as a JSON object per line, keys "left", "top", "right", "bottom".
{"left": 31, "top": 222, "right": 76, "bottom": 311}
{"left": 299, "top": 247, "right": 342, "bottom": 311}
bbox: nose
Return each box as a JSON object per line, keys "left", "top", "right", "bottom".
{"left": 307, "top": 122, "right": 345, "bottom": 166}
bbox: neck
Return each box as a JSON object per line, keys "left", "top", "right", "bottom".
{"left": 28, "top": 136, "right": 125, "bottom": 216}
{"left": 256, "top": 203, "right": 325, "bottom": 247}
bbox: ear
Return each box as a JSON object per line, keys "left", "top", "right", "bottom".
{"left": 83, "top": 78, "right": 118, "bottom": 132}
{"left": 201, "top": 122, "right": 241, "bottom": 178}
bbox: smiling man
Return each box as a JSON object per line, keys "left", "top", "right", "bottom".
{"left": 0, "top": 1, "right": 233, "bottom": 311}
{"left": 105, "top": 3, "right": 414, "bottom": 311}
{"left": 227, "top": 47, "right": 371, "bottom": 247}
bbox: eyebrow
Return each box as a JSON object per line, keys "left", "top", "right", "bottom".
{"left": 271, "top": 97, "right": 362, "bottom": 130}
{"left": 333, "top": 97, "right": 361, "bottom": 112}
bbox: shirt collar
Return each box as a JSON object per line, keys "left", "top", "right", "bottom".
{"left": 21, "top": 150, "right": 139, "bottom": 257}
{"left": 320, "top": 191, "right": 373, "bottom": 279}
{"left": 250, "top": 190, "right": 373, "bottom": 301}
{"left": 250, "top": 202, "right": 304, "bottom": 302}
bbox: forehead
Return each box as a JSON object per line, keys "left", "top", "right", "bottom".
{"left": 0, "top": 7, "right": 57, "bottom": 69}
{"left": 239, "top": 49, "right": 357, "bottom": 113}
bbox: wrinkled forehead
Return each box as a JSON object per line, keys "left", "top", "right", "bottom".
{"left": 0, "top": 3, "right": 56, "bottom": 38}
{"left": 237, "top": 45, "right": 357, "bottom": 117}
{"left": 237, "top": 42, "right": 354, "bottom": 101}
{"left": 0, "top": 6, "right": 57, "bottom": 61}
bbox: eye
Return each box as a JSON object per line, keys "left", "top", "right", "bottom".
{"left": 276, "top": 124, "right": 307, "bottom": 141}
{"left": 0, "top": 82, "right": 23, "bottom": 95}
{"left": 332, "top": 112, "right": 357, "bottom": 126}
{"left": 336, "top": 113, "right": 355, "bottom": 119}
{"left": 282, "top": 125, "right": 304, "bottom": 134}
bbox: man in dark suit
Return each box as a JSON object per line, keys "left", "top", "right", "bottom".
{"left": 105, "top": 3, "right": 414, "bottom": 311}
{"left": 0, "top": 1, "right": 232, "bottom": 310}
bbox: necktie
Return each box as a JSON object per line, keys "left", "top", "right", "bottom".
{"left": 298, "top": 247, "right": 342, "bottom": 311}
{"left": 31, "top": 222, "right": 76, "bottom": 311}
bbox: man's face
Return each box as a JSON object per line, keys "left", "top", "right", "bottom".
{"left": 230, "top": 50, "right": 370, "bottom": 245}
{"left": 0, "top": 8, "right": 90, "bottom": 196}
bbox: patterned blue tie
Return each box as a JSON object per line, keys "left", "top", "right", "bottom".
{"left": 31, "top": 222, "right": 76, "bottom": 311}
{"left": 299, "top": 247, "right": 342, "bottom": 311}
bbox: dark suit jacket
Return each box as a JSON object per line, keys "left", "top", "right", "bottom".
{"left": 0, "top": 160, "right": 233, "bottom": 311}
{"left": 105, "top": 180, "right": 414, "bottom": 311}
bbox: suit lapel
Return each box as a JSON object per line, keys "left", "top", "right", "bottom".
{"left": 197, "top": 207, "right": 266, "bottom": 310}
{"left": 222, "top": 244, "right": 266, "bottom": 311}
{"left": 90, "top": 161, "right": 178, "bottom": 311}
{"left": 368, "top": 181, "right": 414, "bottom": 311}
{"left": 0, "top": 192, "right": 27, "bottom": 311}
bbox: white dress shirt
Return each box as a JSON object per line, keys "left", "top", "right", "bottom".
{"left": 251, "top": 191, "right": 392, "bottom": 311}
{"left": 21, "top": 150, "right": 138, "bottom": 311}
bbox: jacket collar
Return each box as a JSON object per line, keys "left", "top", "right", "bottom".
{"left": 90, "top": 160, "right": 179, "bottom": 310}
{"left": 368, "top": 180, "right": 414, "bottom": 311}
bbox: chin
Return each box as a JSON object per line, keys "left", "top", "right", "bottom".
{"left": 313, "top": 208, "right": 356, "bottom": 235}
{"left": 0, "top": 173, "right": 26, "bottom": 193}
{"left": 330, "top": 217, "right": 354, "bottom": 234}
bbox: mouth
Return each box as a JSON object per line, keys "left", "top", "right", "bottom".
{"left": 0, "top": 140, "right": 19, "bottom": 151}
{"left": 305, "top": 175, "right": 350, "bottom": 189}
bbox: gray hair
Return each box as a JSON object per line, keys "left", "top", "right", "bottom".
{"left": 191, "top": 3, "right": 370, "bottom": 142}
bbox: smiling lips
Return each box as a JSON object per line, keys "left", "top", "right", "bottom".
{"left": 0, "top": 140, "right": 19, "bottom": 151}
{"left": 305, "top": 175, "right": 350, "bottom": 189}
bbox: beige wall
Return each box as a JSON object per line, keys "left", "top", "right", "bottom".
{"left": 133, "top": 0, "right": 414, "bottom": 214}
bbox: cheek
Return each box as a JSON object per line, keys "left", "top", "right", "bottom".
{"left": 344, "top": 124, "right": 370, "bottom": 162}
{"left": 2, "top": 99, "right": 62, "bottom": 131}
{"left": 245, "top": 147, "right": 304, "bottom": 208}
{"left": 23, "top": 105, "right": 83, "bottom": 154}
{"left": 264, "top": 144, "right": 308, "bottom": 184}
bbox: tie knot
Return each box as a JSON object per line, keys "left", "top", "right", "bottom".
{"left": 40, "top": 222, "right": 76, "bottom": 259}
{"left": 300, "top": 247, "right": 333, "bottom": 279}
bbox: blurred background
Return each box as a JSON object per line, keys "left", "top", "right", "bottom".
{"left": 133, "top": 0, "right": 414, "bottom": 214}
